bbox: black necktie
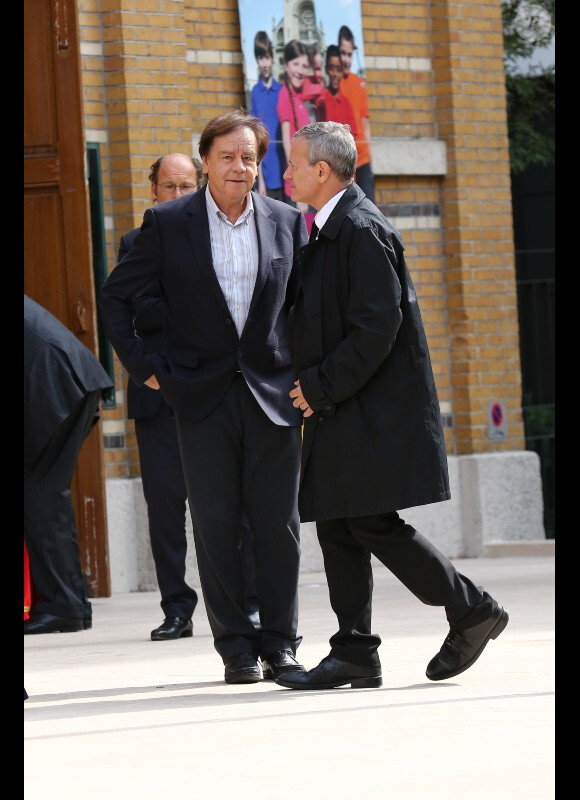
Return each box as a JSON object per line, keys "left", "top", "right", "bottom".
{"left": 309, "top": 221, "right": 319, "bottom": 244}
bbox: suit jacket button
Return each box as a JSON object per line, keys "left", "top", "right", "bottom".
{"left": 318, "top": 417, "right": 325, "bottom": 423}
{"left": 237, "top": 350, "right": 243, "bottom": 357}
{"left": 226, "top": 318, "right": 232, "bottom": 325}
{"left": 324, "top": 404, "right": 332, "bottom": 412}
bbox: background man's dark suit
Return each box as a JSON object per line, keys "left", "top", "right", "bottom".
{"left": 24, "top": 295, "right": 113, "bottom": 631}
{"left": 118, "top": 228, "right": 258, "bottom": 625}
{"left": 100, "top": 185, "right": 307, "bottom": 663}
{"left": 118, "top": 227, "right": 198, "bottom": 624}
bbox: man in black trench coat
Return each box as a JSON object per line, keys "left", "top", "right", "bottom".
{"left": 24, "top": 295, "right": 113, "bottom": 634}
{"left": 276, "top": 122, "right": 509, "bottom": 689}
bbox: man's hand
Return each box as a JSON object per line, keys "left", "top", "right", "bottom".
{"left": 144, "top": 375, "right": 160, "bottom": 390}
{"left": 289, "top": 379, "right": 313, "bottom": 418}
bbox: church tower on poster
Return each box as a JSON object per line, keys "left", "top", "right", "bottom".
{"left": 271, "top": 1, "right": 327, "bottom": 81}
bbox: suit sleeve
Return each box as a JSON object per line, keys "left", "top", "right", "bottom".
{"left": 299, "top": 223, "right": 403, "bottom": 411}
{"left": 99, "top": 207, "right": 163, "bottom": 386}
{"left": 118, "top": 230, "right": 165, "bottom": 334}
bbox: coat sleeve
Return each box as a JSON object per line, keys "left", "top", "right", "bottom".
{"left": 299, "top": 222, "right": 403, "bottom": 411}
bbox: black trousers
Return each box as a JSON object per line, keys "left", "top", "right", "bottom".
{"left": 176, "top": 373, "right": 302, "bottom": 662}
{"left": 317, "top": 512, "right": 495, "bottom": 666}
{"left": 135, "top": 405, "right": 198, "bottom": 620}
{"left": 24, "top": 390, "right": 102, "bottom": 620}
{"left": 136, "top": 404, "right": 258, "bottom": 620}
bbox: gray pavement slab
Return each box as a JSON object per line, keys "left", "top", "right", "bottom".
{"left": 24, "top": 555, "right": 555, "bottom": 800}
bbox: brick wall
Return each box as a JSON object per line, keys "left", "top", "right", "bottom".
{"left": 76, "top": 0, "right": 523, "bottom": 477}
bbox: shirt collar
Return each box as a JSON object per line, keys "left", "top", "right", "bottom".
{"left": 205, "top": 184, "right": 255, "bottom": 226}
{"left": 314, "top": 188, "right": 348, "bottom": 233}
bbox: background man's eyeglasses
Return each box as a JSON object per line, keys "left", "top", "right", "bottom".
{"left": 156, "top": 183, "right": 196, "bottom": 192}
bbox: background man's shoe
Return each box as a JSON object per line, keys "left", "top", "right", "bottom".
{"left": 275, "top": 655, "right": 382, "bottom": 690}
{"left": 24, "top": 613, "right": 85, "bottom": 634}
{"left": 426, "top": 603, "right": 509, "bottom": 681}
{"left": 262, "top": 650, "right": 305, "bottom": 681}
{"left": 150, "top": 617, "right": 193, "bottom": 641}
{"left": 224, "top": 652, "right": 262, "bottom": 684}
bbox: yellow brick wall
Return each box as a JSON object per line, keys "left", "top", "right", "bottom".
{"left": 76, "top": 0, "right": 523, "bottom": 477}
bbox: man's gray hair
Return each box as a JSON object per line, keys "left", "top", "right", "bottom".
{"left": 293, "top": 122, "right": 357, "bottom": 183}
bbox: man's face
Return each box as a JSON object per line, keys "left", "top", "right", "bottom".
{"left": 326, "top": 55, "right": 343, "bottom": 91}
{"left": 202, "top": 127, "right": 259, "bottom": 209}
{"left": 151, "top": 156, "right": 198, "bottom": 203}
{"left": 338, "top": 38, "right": 354, "bottom": 76}
{"left": 283, "top": 137, "right": 320, "bottom": 208}
{"left": 258, "top": 53, "right": 273, "bottom": 81}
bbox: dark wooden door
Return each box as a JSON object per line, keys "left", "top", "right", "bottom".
{"left": 24, "top": 0, "right": 111, "bottom": 596}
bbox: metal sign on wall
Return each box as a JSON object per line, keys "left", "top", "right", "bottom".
{"left": 487, "top": 401, "right": 507, "bottom": 440}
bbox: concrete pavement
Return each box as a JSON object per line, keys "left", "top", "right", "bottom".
{"left": 24, "top": 554, "right": 555, "bottom": 800}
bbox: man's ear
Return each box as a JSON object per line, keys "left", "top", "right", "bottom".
{"left": 317, "top": 161, "right": 331, "bottom": 183}
{"left": 150, "top": 183, "right": 158, "bottom": 203}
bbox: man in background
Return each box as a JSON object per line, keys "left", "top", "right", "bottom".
{"left": 24, "top": 295, "right": 113, "bottom": 634}
{"left": 118, "top": 153, "right": 259, "bottom": 641}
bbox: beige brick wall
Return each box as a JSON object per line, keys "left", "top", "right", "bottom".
{"left": 76, "top": 0, "right": 523, "bottom": 477}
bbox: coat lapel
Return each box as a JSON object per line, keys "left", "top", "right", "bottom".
{"left": 298, "top": 183, "right": 366, "bottom": 360}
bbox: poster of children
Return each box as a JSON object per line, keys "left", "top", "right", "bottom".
{"left": 237, "top": 0, "right": 374, "bottom": 205}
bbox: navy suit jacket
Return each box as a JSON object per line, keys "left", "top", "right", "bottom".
{"left": 100, "top": 186, "right": 307, "bottom": 425}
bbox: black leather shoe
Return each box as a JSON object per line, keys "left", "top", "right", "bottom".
{"left": 275, "top": 655, "right": 382, "bottom": 689}
{"left": 426, "top": 603, "right": 509, "bottom": 681}
{"left": 24, "top": 612, "right": 86, "bottom": 634}
{"left": 224, "top": 652, "right": 262, "bottom": 684}
{"left": 262, "top": 650, "right": 305, "bottom": 681}
{"left": 150, "top": 617, "right": 193, "bottom": 641}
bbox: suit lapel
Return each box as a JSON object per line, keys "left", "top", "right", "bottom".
{"left": 250, "top": 193, "right": 274, "bottom": 312}
{"left": 184, "top": 187, "right": 231, "bottom": 311}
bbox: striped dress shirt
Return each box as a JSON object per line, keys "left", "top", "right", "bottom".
{"left": 205, "top": 187, "right": 259, "bottom": 337}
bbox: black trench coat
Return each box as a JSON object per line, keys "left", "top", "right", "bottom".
{"left": 290, "top": 183, "right": 451, "bottom": 522}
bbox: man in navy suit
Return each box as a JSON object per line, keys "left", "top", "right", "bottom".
{"left": 119, "top": 153, "right": 259, "bottom": 641}
{"left": 100, "top": 110, "right": 308, "bottom": 683}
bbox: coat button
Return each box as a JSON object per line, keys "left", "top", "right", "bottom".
{"left": 237, "top": 350, "right": 243, "bottom": 357}
{"left": 318, "top": 417, "right": 325, "bottom": 423}
{"left": 324, "top": 404, "right": 332, "bottom": 412}
{"left": 225, "top": 318, "right": 232, "bottom": 325}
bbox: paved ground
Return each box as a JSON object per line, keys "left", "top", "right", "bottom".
{"left": 24, "top": 555, "right": 555, "bottom": 800}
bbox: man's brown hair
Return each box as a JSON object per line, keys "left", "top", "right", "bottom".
{"left": 198, "top": 109, "right": 269, "bottom": 165}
